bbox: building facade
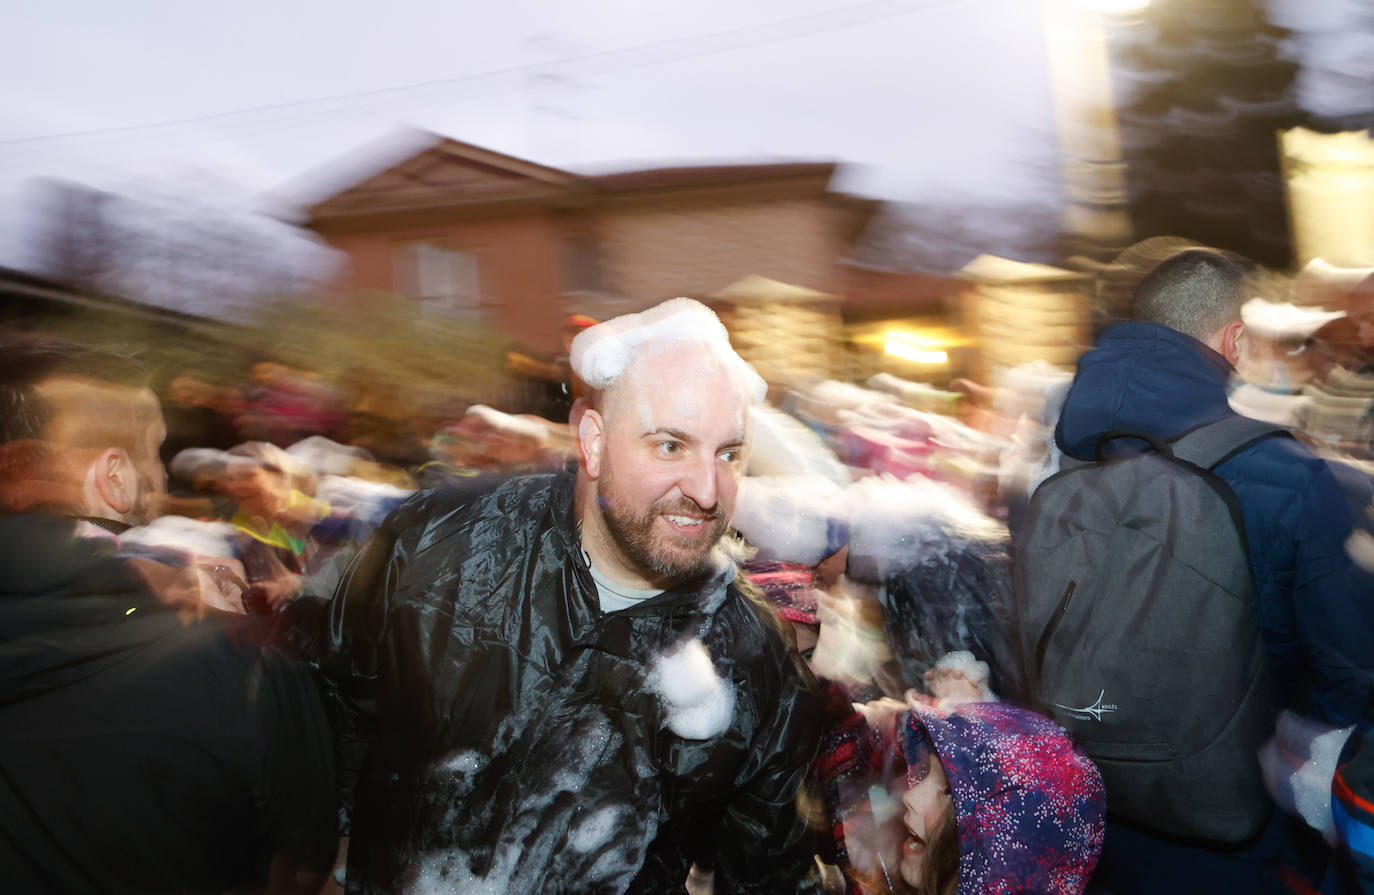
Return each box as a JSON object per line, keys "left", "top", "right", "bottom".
{"left": 302, "top": 134, "right": 880, "bottom": 354}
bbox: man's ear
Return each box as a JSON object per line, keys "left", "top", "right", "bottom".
{"left": 90, "top": 447, "right": 136, "bottom": 517}
{"left": 578, "top": 408, "right": 605, "bottom": 479}
{"left": 1219, "top": 320, "right": 1244, "bottom": 366}
{"left": 568, "top": 396, "right": 590, "bottom": 432}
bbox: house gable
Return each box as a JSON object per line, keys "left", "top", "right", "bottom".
{"left": 307, "top": 137, "right": 580, "bottom": 228}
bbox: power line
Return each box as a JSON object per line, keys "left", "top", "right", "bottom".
{"left": 0, "top": 0, "right": 970, "bottom": 151}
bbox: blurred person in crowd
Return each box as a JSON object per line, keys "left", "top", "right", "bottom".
{"left": 223, "top": 442, "right": 362, "bottom": 614}
{"left": 223, "top": 444, "right": 310, "bottom": 612}
{"left": 813, "top": 695, "right": 1104, "bottom": 895}
{"left": 0, "top": 338, "right": 338, "bottom": 894}
{"left": 745, "top": 559, "right": 824, "bottom": 668}
{"left": 163, "top": 446, "right": 237, "bottom": 520}
{"left": 238, "top": 361, "right": 346, "bottom": 447}
{"left": 1296, "top": 317, "right": 1374, "bottom": 457}
{"left": 436, "top": 405, "right": 550, "bottom": 472}
{"left": 294, "top": 299, "right": 821, "bottom": 893}
{"left": 505, "top": 312, "right": 599, "bottom": 421}
{"left": 1349, "top": 273, "right": 1374, "bottom": 350}
{"left": 1049, "top": 249, "right": 1374, "bottom": 892}
{"left": 159, "top": 370, "right": 243, "bottom": 465}
{"left": 345, "top": 379, "right": 431, "bottom": 469}
{"left": 1307, "top": 317, "right": 1374, "bottom": 383}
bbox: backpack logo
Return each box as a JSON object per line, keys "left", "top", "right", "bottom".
{"left": 1055, "top": 689, "right": 1118, "bottom": 722}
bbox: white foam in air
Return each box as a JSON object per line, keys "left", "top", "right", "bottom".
{"left": 733, "top": 475, "right": 845, "bottom": 565}
{"left": 1241, "top": 298, "right": 1343, "bottom": 339}
{"left": 286, "top": 435, "right": 374, "bottom": 476}
{"left": 120, "top": 515, "right": 239, "bottom": 560}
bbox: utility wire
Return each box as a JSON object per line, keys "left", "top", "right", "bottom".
{"left": 0, "top": 0, "right": 971, "bottom": 151}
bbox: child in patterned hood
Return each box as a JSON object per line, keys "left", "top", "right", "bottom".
{"left": 901, "top": 699, "right": 1106, "bottom": 895}
{"left": 815, "top": 697, "right": 1106, "bottom": 895}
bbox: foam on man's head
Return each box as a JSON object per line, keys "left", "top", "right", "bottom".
{"left": 570, "top": 298, "right": 767, "bottom": 406}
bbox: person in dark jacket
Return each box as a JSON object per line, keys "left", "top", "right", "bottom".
{"left": 1048, "top": 250, "right": 1374, "bottom": 893}
{"left": 306, "top": 298, "right": 822, "bottom": 893}
{"left": 0, "top": 339, "right": 338, "bottom": 894}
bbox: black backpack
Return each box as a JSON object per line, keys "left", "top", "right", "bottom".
{"left": 1014, "top": 415, "right": 1287, "bottom": 843}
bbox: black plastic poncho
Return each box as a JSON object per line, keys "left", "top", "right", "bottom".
{"left": 301, "top": 472, "right": 821, "bottom": 893}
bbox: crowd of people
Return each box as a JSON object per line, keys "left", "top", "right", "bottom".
{"left": 4, "top": 245, "right": 1374, "bottom": 895}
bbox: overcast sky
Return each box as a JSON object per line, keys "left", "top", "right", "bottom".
{"left": 0, "top": 0, "right": 1065, "bottom": 268}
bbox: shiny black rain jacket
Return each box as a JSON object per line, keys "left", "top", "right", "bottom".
{"left": 307, "top": 472, "right": 822, "bottom": 893}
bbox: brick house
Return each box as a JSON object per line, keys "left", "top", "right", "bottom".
{"left": 301, "top": 133, "right": 880, "bottom": 354}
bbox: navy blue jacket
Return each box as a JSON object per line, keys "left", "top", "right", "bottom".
{"left": 1056, "top": 322, "right": 1374, "bottom": 728}
{"left": 1054, "top": 322, "right": 1374, "bottom": 894}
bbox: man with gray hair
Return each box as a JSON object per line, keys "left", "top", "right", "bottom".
{"left": 304, "top": 299, "right": 821, "bottom": 892}
{"left": 1046, "top": 248, "right": 1374, "bottom": 893}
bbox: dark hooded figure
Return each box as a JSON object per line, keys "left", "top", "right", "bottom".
{"left": 0, "top": 339, "right": 337, "bottom": 894}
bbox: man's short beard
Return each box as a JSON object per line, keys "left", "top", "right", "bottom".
{"left": 127, "top": 467, "right": 161, "bottom": 527}
{"left": 598, "top": 464, "right": 727, "bottom": 584}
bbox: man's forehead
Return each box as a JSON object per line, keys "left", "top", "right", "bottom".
{"left": 604, "top": 349, "right": 748, "bottom": 434}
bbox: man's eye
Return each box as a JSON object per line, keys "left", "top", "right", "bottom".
{"left": 718, "top": 449, "right": 741, "bottom": 463}
{"left": 656, "top": 441, "right": 682, "bottom": 456}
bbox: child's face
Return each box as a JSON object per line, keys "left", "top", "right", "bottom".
{"left": 899, "top": 754, "right": 953, "bottom": 888}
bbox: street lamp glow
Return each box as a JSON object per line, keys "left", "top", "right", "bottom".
{"left": 1079, "top": 0, "right": 1149, "bottom": 12}
{"left": 884, "top": 340, "right": 949, "bottom": 364}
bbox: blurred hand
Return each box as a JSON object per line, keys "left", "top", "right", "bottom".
{"left": 129, "top": 554, "right": 248, "bottom": 618}
{"left": 194, "top": 558, "right": 249, "bottom": 614}
{"left": 251, "top": 573, "right": 302, "bottom": 610}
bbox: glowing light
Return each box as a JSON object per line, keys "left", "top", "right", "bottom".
{"left": 125, "top": 607, "right": 137, "bottom": 616}
{"left": 1079, "top": 0, "right": 1149, "bottom": 11}
{"left": 884, "top": 341, "right": 949, "bottom": 364}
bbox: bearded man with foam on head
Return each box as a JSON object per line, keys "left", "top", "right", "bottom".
{"left": 299, "top": 299, "right": 822, "bottom": 893}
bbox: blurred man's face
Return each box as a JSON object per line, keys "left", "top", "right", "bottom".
{"left": 223, "top": 460, "right": 287, "bottom": 517}
{"left": 129, "top": 406, "right": 167, "bottom": 525}
{"left": 36, "top": 380, "right": 166, "bottom": 525}
{"left": 251, "top": 362, "right": 292, "bottom": 388}
{"left": 593, "top": 345, "right": 749, "bottom": 585}
{"left": 1351, "top": 291, "right": 1374, "bottom": 349}
{"left": 168, "top": 377, "right": 199, "bottom": 407}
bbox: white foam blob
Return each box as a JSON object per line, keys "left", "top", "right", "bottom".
{"left": 1241, "top": 297, "right": 1344, "bottom": 340}
{"left": 934, "top": 649, "right": 990, "bottom": 686}
{"left": 1346, "top": 529, "right": 1374, "bottom": 573}
{"left": 440, "top": 750, "right": 485, "bottom": 775}
{"left": 569, "top": 298, "right": 766, "bottom": 405}
{"left": 647, "top": 639, "right": 735, "bottom": 740}
{"left": 119, "top": 515, "right": 239, "bottom": 560}
{"left": 1259, "top": 710, "right": 1354, "bottom": 845}
{"left": 567, "top": 804, "right": 623, "bottom": 853}
{"left": 286, "top": 435, "right": 374, "bottom": 476}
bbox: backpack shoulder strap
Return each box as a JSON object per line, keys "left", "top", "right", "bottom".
{"left": 1170, "top": 415, "right": 1290, "bottom": 471}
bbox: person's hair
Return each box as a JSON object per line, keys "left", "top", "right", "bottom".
{"left": 910, "top": 804, "right": 959, "bottom": 895}
{"left": 0, "top": 336, "right": 156, "bottom": 454}
{"left": 1132, "top": 248, "right": 1250, "bottom": 342}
